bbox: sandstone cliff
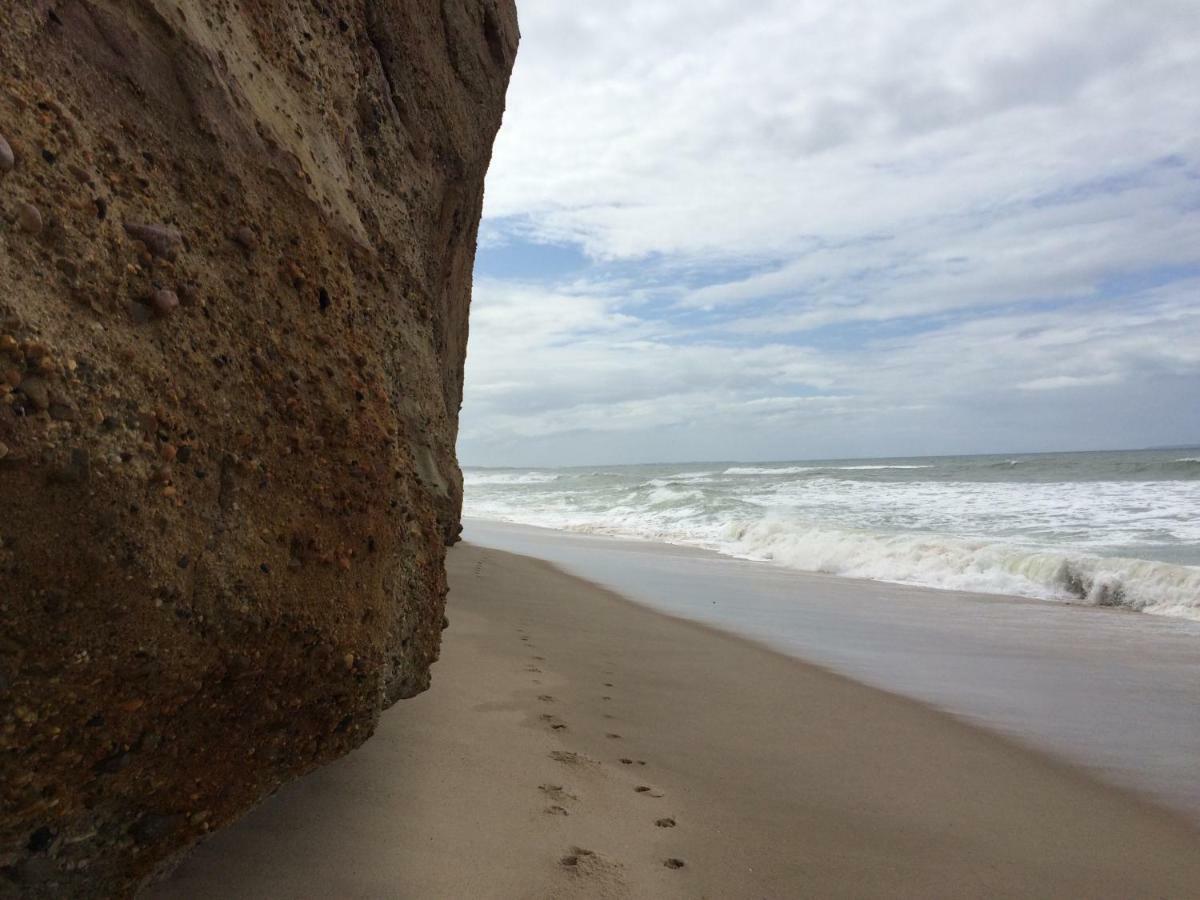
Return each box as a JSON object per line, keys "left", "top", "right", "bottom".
{"left": 0, "top": 1, "right": 516, "bottom": 895}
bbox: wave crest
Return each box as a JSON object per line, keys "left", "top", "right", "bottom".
{"left": 464, "top": 471, "right": 561, "bottom": 486}
{"left": 720, "top": 519, "right": 1200, "bottom": 620}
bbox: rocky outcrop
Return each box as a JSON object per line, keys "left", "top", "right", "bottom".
{"left": 0, "top": 1, "right": 516, "bottom": 895}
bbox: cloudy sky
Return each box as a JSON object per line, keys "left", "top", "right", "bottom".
{"left": 459, "top": 0, "right": 1200, "bottom": 467}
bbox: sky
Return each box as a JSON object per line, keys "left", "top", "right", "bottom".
{"left": 459, "top": 0, "right": 1200, "bottom": 467}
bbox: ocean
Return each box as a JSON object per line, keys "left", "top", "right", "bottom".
{"left": 463, "top": 448, "right": 1200, "bottom": 622}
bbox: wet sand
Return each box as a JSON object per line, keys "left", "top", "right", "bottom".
{"left": 152, "top": 543, "right": 1200, "bottom": 899}
{"left": 466, "top": 518, "right": 1200, "bottom": 821}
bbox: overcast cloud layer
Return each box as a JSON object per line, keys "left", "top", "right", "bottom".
{"left": 460, "top": 0, "right": 1200, "bottom": 466}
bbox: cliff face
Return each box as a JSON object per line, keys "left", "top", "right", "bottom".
{"left": 0, "top": 1, "right": 516, "bottom": 895}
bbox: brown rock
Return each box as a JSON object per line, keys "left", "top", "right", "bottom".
{"left": 233, "top": 225, "right": 258, "bottom": 252}
{"left": 17, "top": 202, "right": 43, "bottom": 234}
{"left": 151, "top": 288, "right": 179, "bottom": 317}
{"left": 18, "top": 376, "right": 50, "bottom": 411}
{"left": 48, "top": 403, "right": 76, "bottom": 422}
{"left": 0, "top": 1, "right": 517, "bottom": 896}
{"left": 123, "top": 221, "right": 182, "bottom": 261}
{"left": 177, "top": 282, "right": 200, "bottom": 306}
{"left": 129, "top": 301, "right": 154, "bottom": 325}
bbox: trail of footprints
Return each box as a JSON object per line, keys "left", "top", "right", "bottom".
{"left": 515, "top": 624, "right": 688, "bottom": 879}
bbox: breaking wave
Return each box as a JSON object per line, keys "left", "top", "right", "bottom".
{"left": 723, "top": 464, "right": 932, "bottom": 475}
{"left": 724, "top": 466, "right": 819, "bottom": 475}
{"left": 463, "top": 451, "right": 1200, "bottom": 623}
{"left": 718, "top": 520, "right": 1200, "bottom": 621}
{"left": 463, "top": 471, "right": 561, "bottom": 486}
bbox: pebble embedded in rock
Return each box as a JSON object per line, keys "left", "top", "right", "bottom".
{"left": 130, "top": 814, "right": 183, "bottom": 845}
{"left": 129, "top": 302, "right": 153, "bottom": 325}
{"left": 17, "top": 202, "right": 43, "bottom": 234}
{"left": 123, "top": 222, "right": 182, "bottom": 261}
{"left": 178, "top": 283, "right": 199, "bottom": 306}
{"left": 27, "top": 827, "right": 56, "bottom": 854}
{"left": 234, "top": 226, "right": 258, "bottom": 251}
{"left": 0, "top": 134, "right": 13, "bottom": 173}
{"left": 18, "top": 376, "right": 50, "bottom": 411}
{"left": 152, "top": 289, "right": 179, "bottom": 318}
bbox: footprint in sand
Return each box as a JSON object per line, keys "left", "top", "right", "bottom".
{"left": 533, "top": 656, "right": 546, "bottom": 661}
{"left": 656, "top": 817, "right": 676, "bottom": 828}
{"left": 560, "top": 847, "right": 595, "bottom": 868}
{"left": 619, "top": 758, "right": 634, "bottom": 765}
{"left": 525, "top": 665, "right": 542, "bottom": 673}
{"left": 540, "top": 713, "right": 568, "bottom": 731}
{"left": 560, "top": 846, "right": 624, "bottom": 883}
{"left": 605, "top": 733, "right": 622, "bottom": 739}
{"left": 604, "top": 682, "right": 614, "bottom": 687}
{"left": 538, "top": 694, "right": 556, "bottom": 703}
{"left": 634, "top": 785, "right": 664, "bottom": 798}
{"left": 664, "top": 858, "right": 686, "bottom": 869}
{"left": 544, "top": 805, "right": 570, "bottom": 817}
{"left": 539, "top": 784, "right": 577, "bottom": 803}
{"left": 549, "top": 750, "right": 598, "bottom": 767}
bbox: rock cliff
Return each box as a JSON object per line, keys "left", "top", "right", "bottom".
{"left": 0, "top": 1, "right": 516, "bottom": 895}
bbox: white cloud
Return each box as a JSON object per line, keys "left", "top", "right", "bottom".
{"left": 486, "top": 0, "right": 1200, "bottom": 261}
{"left": 462, "top": 1, "right": 1200, "bottom": 464}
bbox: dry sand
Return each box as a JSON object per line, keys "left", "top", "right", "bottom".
{"left": 151, "top": 543, "right": 1200, "bottom": 899}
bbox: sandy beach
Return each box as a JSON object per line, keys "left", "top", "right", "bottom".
{"left": 152, "top": 542, "right": 1200, "bottom": 899}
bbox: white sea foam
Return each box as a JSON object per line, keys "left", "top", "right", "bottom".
{"left": 463, "top": 471, "right": 561, "bottom": 485}
{"left": 830, "top": 464, "right": 934, "bottom": 470}
{"left": 723, "top": 464, "right": 932, "bottom": 475}
{"left": 464, "top": 453, "right": 1200, "bottom": 623}
{"left": 716, "top": 519, "right": 1200, "bottom": 620}
{"left": 724, "top": 466, "right": 819, "bottom": 475}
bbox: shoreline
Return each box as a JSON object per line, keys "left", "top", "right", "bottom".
{"left": 462, "top": 513, "right": 1200, "bottom": 624}
{"left": 467, "top": 515, "right": 1097, "bottom": 609}
{"left": 464, "top": 518, "right": 1200, "bottom": 822}
{"left": 152, "top": 542, "right": 1200, "bottom": 898}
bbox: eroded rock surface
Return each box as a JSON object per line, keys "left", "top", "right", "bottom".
{"left": 0, "top": 1, "right": 516, "bottom": 895}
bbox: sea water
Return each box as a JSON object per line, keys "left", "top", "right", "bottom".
{"left": 463, "top": 449, "right": 1200, "bottom": 622}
